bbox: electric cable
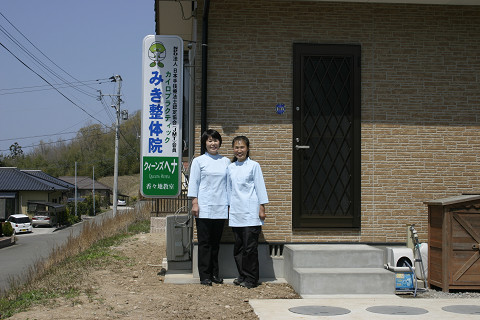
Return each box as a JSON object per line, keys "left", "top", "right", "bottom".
{"left": 0, "top": 11, "right": 116, "bottom": 137}
{"left": 0, "top": 131, "right": 78, "bottom": 142}
{"left": 0, "top": 40, "right": 107, "bottom": 126}
{"left": 0, "top": 25, "right": 97, "bottom": 99}
{"left": 0, "top": 79, "right": 111, "bottom": 95}
{"left": 0, "top": 93, "right": 119, "bottom": 152}
{"left": 0, "top": 129, "right": 111, "bottom": 153}
{"left": 0, "top": 11, "right": 101, "bottom": 97}
{"left": 174, "top": 0, "right": 195, "bottom": 20}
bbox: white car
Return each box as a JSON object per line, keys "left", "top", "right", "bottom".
{"left": 7, "top": 214, "right": 33, "bottom": 234}
{"left": 32, "top": 211, "right": 57, "bottom": 227}
{"left": 117, "top": 199, "right": 126, "bottom": 206}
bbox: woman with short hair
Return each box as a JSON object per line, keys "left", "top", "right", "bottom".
{"left": 187, "top": 129, "right": 230, "bottom": 286}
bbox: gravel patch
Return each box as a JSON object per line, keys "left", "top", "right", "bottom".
{"left": 415, "top": 288, "right": 480, "bottom": 299}
{"left": 397, "top": 285, "right": 480, "bottom": 299}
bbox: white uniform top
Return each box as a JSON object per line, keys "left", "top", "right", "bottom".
{"left": 227, "top": 157, "right": 269, "bottom": 227}
{"left": 187, "top": 152, "right": 230, "bottom": 219}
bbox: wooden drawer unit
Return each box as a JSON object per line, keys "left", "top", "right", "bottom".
{"left": 425, "top": 195, "right": 480, "bottom": 292}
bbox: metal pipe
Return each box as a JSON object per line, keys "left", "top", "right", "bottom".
{"left": 200, "top": 0, "right": 210, "bottom": 154}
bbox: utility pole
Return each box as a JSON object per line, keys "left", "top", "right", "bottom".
{"left": 75, "top": 161, "right": 77, "bottom": 218}
{"left": 111, "top": 75, "right": 122, "bottom": 217}
{"left": 92, "top": 166, "right": 95, "bottom": 216}
{"left": 99, "top": 75, "right": 127, "bottom": 218}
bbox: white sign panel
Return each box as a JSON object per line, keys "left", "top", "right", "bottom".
{"left": 140, "top": 35, "right": 183, "bottom": 197}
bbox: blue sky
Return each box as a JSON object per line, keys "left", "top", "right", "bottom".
{"left": 0, "top": 0, "right": 155, "bottom": 155}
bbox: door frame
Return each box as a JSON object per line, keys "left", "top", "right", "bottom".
{"left": 292, "top": 43, "right": 361, "bottom": 229}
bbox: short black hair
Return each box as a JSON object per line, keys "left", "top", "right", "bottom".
{"left": 201, "top": 129, "right": 222, "bottom": 153}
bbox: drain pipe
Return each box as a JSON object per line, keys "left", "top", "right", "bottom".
{"left": 200, "top": 0, "right": 210, "bottom": 154}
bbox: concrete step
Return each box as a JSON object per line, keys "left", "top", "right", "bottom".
{"left": 289, "top": 267, "right": 395, "bottom": 295}
{"left": 283, "top": 244, "right": 395, "bottom": 295}
{"left": 284, "top": 244, "right": 385, "bottom": 268}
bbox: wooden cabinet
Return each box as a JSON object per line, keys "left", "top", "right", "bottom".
{"left": 425, "top": 195, "right": 480, "bottom": 292}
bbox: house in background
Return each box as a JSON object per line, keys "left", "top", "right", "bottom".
{"left": 0, "top": 167, "right": 73, "bottom": 221}
{"left": 57, "top": 176, "right": 118, "bottom": 207}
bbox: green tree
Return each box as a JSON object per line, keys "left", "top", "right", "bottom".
{"left": 1, "top": 110, "right": 141, "bottom": 179}
{"left": 9, "top": 142, "right": 23, "bottom": 159}
{"left": 118, "top": 110, "right": 141, "bottom": 175}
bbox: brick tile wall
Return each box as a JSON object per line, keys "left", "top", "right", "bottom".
{"left": 191, "top": 0, "right": 480, "bottom": 243}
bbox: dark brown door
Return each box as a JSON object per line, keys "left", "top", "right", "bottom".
{"left": 292, "top": 44, "right": 361, "bottom": 229}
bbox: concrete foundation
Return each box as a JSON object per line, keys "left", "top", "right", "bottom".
{"left": 150, "top": 216, "right": 167, "bottom": 234}
{"left": 192, "top": 243, "right": 284, "bottom": 279}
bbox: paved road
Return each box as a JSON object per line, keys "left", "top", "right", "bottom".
{"left": 0, "top": 208, "right": 134, "bottom": 294}
{"left": 0, "top": 222, "right": 83, "bottom": 293}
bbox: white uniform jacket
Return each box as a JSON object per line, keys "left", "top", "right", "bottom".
{"left": 227, "top": 157, "right": 269, "bottom": 227}
{"left": 187, "top": 152, "right": 230, "bottom": 219}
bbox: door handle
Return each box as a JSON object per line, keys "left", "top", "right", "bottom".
{"left": 295, "top": 145, "right": 310, "bottom": 150}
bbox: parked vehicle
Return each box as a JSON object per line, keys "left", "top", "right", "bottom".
{"left": 117, "top": 199, "right": 126, "bottom": 206}
{"left": 28, "top": 201, "right": 66, "bottom": 227}
{"left": 7, "top": 214, "right": 33, "bottom": 234}
{"left": 32, "top": 211, "right": 57, "bottom": 227}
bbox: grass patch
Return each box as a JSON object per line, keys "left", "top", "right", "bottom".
{"left": 0, "top": 289, "right": 60, "bottom": 318}
{"left": 0, "top": 203, "right": 152, "bottom": 319}
{"left": 127, "top": 218, "right": 150, "bottom": 234}
{"left": 76, "top": 234, "right": 127, "bottom": 263}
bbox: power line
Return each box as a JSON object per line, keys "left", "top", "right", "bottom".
{"left": 0, "top": 11, "right": 140, "bottom": 174}
{"left": 0, "top": 11, "right": 116, "bottom": 135}
{"left": 0, "top": 129, "right": 111, "bottom": 153}
{"left": 0, "top": 11, "right": 101, "bottom": 98}
{"left": 0, "top": 25, "right": 96, "bottom": 99}
{"left": 1, "top": 135, "right": 74, "bottom": 153}
{"left": 0, "top": 115, "right": 139, "bottom": 157}
{"left": 0, "top": 131, "right": 79, "bottom": 142}
{"left": 0, "top": 40, "right": 107, "bottom": 126}
{"left": 0, "top": 78, "right": 111, "bottom": 95}
{"left": 0, "top": 103, "right": 120, "bottom": 155}
{"left": 99, "top": 94, "right": 116, "bottom": 124}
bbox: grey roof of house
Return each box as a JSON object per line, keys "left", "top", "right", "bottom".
{"left": 22, "top": 170, "right": 75, "bottom": 189}
{"left": 0, "top": 167, "right": 71, "bottom": 191}
{"left": 57, "top": 176, "right": 112, "bottom": 191}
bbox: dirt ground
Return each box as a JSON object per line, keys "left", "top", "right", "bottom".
{"left": 7, "top": 232, "right": 300, "bottom": 320}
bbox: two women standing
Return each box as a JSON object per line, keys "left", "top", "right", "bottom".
{"left": 187, "top": 130, "right": 268, "bottom": 288}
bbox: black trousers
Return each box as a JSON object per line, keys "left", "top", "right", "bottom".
{"left": 196, "top": 218, "right": 225, "bottom": 281}
{"left": 232, "top": 226, "right": 261, "bottom": 284}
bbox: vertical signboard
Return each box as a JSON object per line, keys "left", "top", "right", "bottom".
{"left": 141, "top": 35, "right": 183, "bottom": 197}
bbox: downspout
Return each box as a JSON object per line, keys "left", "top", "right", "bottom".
{"left": 154, "top": 0, "right": 159, "bottom": 34}
{"left": 189, "top": 1, "right": 197, "bottom": 162}
{"left": 200, "top": 0, "right": 210, "bottom": 154}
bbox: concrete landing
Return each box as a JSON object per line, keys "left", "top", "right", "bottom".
{"left": 164, "top": 272, "right": 287, "bottom": 285}
{"left": 249, "top": 295, "right": 480, "bottom": 319}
